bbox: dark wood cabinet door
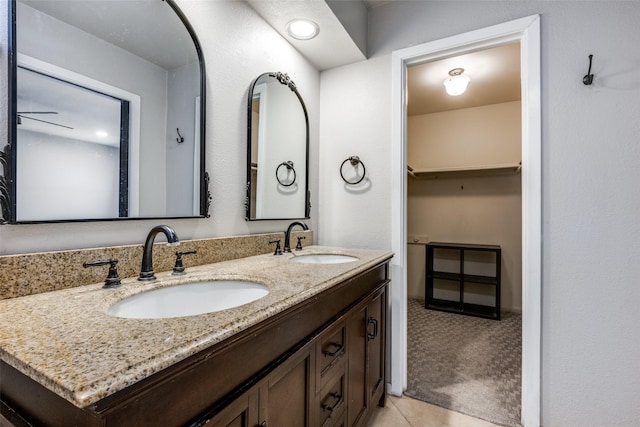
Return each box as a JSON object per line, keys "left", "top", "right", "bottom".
{"left": 260, "top": 344, "right": 315, "bottom": 427}
{"left": 346, "top": 303, "right": 368, "bottom": 427}
{"left": 204, "top": 391, "right": 258, "bottom": 427}
{"left": 346, "top": 285, "right": 388, "bottom": 427}
{"left": 366, "top": 289, "right": 385, "bottom": 406}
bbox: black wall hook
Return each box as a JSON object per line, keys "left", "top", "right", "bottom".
{"left": 176, "top": 128, "right": 184, "bottom": 143}
{"left": 583, "top": 54, "right": 594, "bottom": 85}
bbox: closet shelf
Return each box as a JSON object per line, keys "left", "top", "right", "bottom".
{"left": 408, "top": 162, "right": 521, "bottom": 179}
{"left": 432, "top": 271, "right": 499, "bottom": 286}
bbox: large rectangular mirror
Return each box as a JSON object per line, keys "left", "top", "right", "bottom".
{"left": 246, "top": 72, "right": 310, "bottom": 220}
{"left": 1, "top": 0, "right": 209, "bottom": 223}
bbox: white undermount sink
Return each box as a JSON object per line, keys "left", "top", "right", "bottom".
{"left": 108, "top": 280, "right": 269, "bottom": 319}
{"left": 291, "top": 254, "right": 358, "bottom": 264}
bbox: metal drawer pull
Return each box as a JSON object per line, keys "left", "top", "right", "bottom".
{"left": 367, "top": 317, "right": 378, "bottom": 340}
{"left": 321, "top": 392, "right": 342, "bottom": 412}
{"left": 323, "top": 342, "right": 344, "bottom": 357}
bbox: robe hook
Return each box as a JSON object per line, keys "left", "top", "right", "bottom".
{"left": 583, "top": 54, "right": 594, "bottom": 85}
{"left": 176, "top": 128, "right": 184, "bottom": 143}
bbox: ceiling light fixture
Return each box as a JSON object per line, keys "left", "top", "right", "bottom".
{"left": 443, "top": 68, "right": 470, "bottom": 96}
{"left": 96, "top": 130, "right": 108, "bottom": 138}
{"left": 286, "top": 19, "right": 319, "bottom": 40}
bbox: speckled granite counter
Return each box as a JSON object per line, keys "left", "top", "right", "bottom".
{"left": 0, "top": 246, "right": 392, "bottom": 409}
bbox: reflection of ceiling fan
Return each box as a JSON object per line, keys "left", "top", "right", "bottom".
{"left": 17, "top": 111, "right": 73, "bottom": 129}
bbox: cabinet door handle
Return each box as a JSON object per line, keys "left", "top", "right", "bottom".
{"left": 323, "top": 342, "right": 344, "bottom": 358}
{"left": 321, "top": 392, "right": 343, "bottom": 412}
{"left": 367, "top": 317, "right": 378, "bottom": 340}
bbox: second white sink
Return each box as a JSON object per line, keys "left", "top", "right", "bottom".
{"left": 108, "top": 280, "right": 269, "bottom": 319}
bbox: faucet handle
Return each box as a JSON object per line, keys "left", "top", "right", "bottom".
{"left": 269, "top": 239, "right": 283, "bottom": 255}
{"left": 173, "top": 250, "right": 197, "bottom": 275}
{"left": 296, "top": 236, "right": 306, "bottom": 251}
{"left": 83, "top": 258, "right": 122, "bottom": 289}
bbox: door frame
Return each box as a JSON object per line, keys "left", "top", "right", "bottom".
{"left": 389, "top": 15, "right": 541, "bottom": 426}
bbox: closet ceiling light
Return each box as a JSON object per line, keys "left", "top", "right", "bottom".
{"left": 443, "top": 68, "right": 470, "bottom": 96}
{"left": 286, "top": 19, "right": 319, "bottom": 40}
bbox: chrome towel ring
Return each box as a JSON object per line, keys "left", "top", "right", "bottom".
{"left": 340, "top": 156, "right": 366, "bottom": 185}
{"left": 276, "top": 161, "right": 296, "bottom": 187}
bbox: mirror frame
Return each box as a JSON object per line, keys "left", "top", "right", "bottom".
{"left": 1, "top": 0, "right": 210, "bottom": 224}
{"left": 245, "top": 72, "right": 310, "bottom": 221}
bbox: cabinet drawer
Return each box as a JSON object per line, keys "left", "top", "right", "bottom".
{"left": 316, "top": 320, "right": 347, "bottom": 391}
{"left": 317, "top": 368, "right": 346, "bottom": 427}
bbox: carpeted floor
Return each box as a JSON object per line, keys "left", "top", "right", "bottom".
{"left": 405, "top": 298, "right": 522, "bottom": 427}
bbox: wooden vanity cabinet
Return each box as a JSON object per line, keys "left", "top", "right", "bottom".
{"left": 258, "top": 341, "right": 315, "bottom": 427}
{"left": 0, "top": 261, "right": 389, "bottom": 427}
{"left": 205, "top": 283, "right": 386, "bottom": 427}
{"left": 202, "top": 280, "right": 387, "bottom": 427}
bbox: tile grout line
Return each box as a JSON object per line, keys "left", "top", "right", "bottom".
{"left": 389, "top": 396, "right": 417, "bottom": 427}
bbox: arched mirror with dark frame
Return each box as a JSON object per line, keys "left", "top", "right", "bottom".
{"left": 246, "top": 72, "right": 310, "bottom": 221}
{"left": 1, "top": 0, "right": 210, "bottom": 224}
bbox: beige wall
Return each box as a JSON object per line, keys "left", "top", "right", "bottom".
{"left": 408, "top": 101, "right": 521, "bottom": 170}
{"left": 407, "top": 175, "right": 522, "bottom": 311}
{"left": 407, "top": 101, "right": 522, "bottom": 312}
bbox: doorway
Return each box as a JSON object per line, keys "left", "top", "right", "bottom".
{"left": 404, "top": 41, "right": 522, "bottom": 426}
{"left": 389, "top": 15, "right": 541, "bottom": 427}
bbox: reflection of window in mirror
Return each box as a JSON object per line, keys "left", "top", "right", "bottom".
{"left": 250, "top": 86, "right": 263, "bottom": 219}
{"left": 252, "top": 83, "right": 269, "bottom": 218}
{"left": 17, "top": 64, "right": 135, "bottom": 221}
{"left": 8, "top": 0, "right": 207, "bottom": 223}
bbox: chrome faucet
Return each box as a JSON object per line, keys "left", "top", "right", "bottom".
{"left": 283, "top": 221, "right": 309, "bottom": 252}
{"left": 138, "top": 225, "right": 180, "bottom": 281}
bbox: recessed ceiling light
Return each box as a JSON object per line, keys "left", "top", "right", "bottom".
{"left": 287, "top": 19, "right": 319, "bottom": 40}
{"left": 96, "top": 130, "right": 109, "bottom": 138}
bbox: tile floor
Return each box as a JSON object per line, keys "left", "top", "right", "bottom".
{"left": 367, "top": 394, "right": 501, "bottom": 427}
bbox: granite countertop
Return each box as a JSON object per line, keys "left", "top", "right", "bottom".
{"left": 0, "top": 246, "right": 392, "bottom": 409}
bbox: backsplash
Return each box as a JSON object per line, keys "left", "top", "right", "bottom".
{"left": 0, "top": 231, "right": 313, "bottom": 300}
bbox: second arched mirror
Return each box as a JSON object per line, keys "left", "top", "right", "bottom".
{"left": 246, "top": 72, "right": 309, "bottom": 220}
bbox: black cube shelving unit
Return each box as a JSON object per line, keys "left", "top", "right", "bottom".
{"left": 425, "top": 242, "right": 501, "bottom": 320}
